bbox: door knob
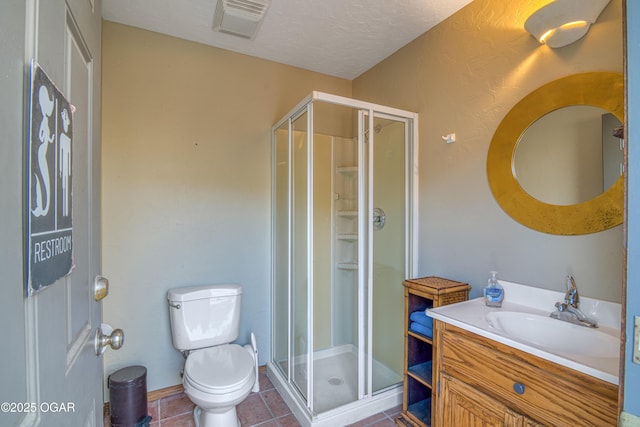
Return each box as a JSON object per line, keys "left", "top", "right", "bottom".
{"left": 95, "top": 323, "right": 124, "bottom": 355}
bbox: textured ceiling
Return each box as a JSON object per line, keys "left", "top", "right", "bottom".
{"left": 102, "top": 0, "right": 474, "bottom": 80}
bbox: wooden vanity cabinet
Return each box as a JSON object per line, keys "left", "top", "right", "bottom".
{"left": 440, "top": 372, "right": 544, "bottom": 427}
{"left": 433, "top": 321, "right": 618, "bottom": 427}
{"left": 396, "top": 277, "right": 470, "bottom": 427}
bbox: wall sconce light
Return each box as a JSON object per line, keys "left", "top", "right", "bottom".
{"left": 524, "top": 0, "right": 610, "bottom": 48}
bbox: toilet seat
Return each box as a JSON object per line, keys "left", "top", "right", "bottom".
{"left": 184, "top": 344, "right": 254, "bottom": 395}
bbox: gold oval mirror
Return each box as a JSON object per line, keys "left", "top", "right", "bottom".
{"left": 487, "top": 72, "right": 624, "bottom": 235}
{"left": 514, "top": 105, "right": 623, "bottom": 205}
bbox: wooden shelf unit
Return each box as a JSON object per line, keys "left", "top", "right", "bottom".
{"left": 396, "top": 277, "right": 470, "bottom": 427}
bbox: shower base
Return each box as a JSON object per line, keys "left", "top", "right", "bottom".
{"left": 267, "top": 345, "right": 402, "bottom": 427}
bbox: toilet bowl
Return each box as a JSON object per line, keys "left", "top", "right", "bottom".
{"left": 167, "top": 284, "right": 259, "bottom": 427}
{"left": 183, "top": 344, "right": 256, "bottom": 427}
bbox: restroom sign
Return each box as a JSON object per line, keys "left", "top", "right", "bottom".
{"left": 26, "top": 62, "right": 73, "bottom": 295}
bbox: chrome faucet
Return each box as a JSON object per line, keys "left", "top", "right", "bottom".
{"left": 564, "top": 274, "right": 579, "bottom": 307}
{"left": 550, "top": 275, "right": 598, "bottom": 328}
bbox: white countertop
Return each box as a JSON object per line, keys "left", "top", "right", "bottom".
{"left": 429, "top": 280, "right": 620, "bottom": 385}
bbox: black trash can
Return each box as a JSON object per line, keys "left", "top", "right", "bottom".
{"left": 108, "top": 365, "right": 151, "bottom": 427}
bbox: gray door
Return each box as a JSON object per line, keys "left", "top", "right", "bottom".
{"left": 0, "top": 0, "right": 105, "bottom": 426}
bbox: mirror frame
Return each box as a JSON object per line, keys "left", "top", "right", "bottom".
{"left": 487, "top": 72, "right": 624, "bottom": 235}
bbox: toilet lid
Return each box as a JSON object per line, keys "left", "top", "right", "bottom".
{"left": 184, "top": 344, "right": 254, "bottom": 394}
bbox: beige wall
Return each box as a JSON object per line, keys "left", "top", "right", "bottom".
{"left": 101, "top": 21, "right": 351, "bottom": 393}
{"left": 354, "top": 0, "right": 624, "bottom": 302}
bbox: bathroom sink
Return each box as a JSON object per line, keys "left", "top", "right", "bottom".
{"left": 485, "top": 311, "right": 618, "bottom": 359}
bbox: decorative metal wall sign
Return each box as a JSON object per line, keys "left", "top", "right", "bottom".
{"left": 26, "top": 61, "right": 73, "bottom": 295}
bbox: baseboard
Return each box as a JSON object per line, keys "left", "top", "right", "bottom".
{"left": 147, "top": 384, "right": 184, "bottom": 401}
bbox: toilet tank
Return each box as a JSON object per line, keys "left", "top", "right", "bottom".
{"left": 167, "top": 284, "right": 242, "bottom": 351}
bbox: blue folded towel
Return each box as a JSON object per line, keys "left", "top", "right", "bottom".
{"left": 410, "top": 310, "right": 433, "bottom": 328}
{"left": 409, "top": 322, "right": 433, "bottom": 338}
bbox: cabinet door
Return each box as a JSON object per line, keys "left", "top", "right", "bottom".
{"left": 439, "top": 373, "right": 523, "bottom": 427}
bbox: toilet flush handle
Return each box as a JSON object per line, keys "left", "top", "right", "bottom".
{"left": 250, "top": 332, "right": 259, "bottom": 393}
{"left": 244, "top": 332, "right": 260, "bottom": 393}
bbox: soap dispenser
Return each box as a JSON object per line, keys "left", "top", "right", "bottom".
{"left": 484, "top": 271, "right": 504, "bottom": 308}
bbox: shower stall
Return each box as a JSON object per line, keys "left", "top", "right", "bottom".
{"left": 268, "top": 92, "right": 418, "bottom": 426}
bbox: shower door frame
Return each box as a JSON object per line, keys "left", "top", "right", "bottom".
{"left": 270, "top": 91, "right": 419, "bottom": 419}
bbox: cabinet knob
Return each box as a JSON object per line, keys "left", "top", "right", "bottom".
{"left": 513, "top": 382, "right": 526, "bottom": 395}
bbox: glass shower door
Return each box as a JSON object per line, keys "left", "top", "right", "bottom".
{"left": 292, "top": 110, "right": 310, "bottom": 403}
{"left": 273, "top": 121, "right": 289, "bottom": 376}
{"left": 370, "top": 115, "right": 407, "bottom": 393}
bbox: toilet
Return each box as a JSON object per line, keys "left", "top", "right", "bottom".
{"left": 168, "top": 284, "right": 259, "bottom": 427}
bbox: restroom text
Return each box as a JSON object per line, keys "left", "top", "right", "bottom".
{"left": 33, "top": 235, "right": 72, "bottom": 263}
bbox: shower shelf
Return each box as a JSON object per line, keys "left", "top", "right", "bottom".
{"left": 337, "top": 262, "right": 358, "bottom": 270}
{"left": 337, "top": 232, "right": 358, "bottom": 240}
{"left": 337, "top": 210, "right": 358, "bottom": 217}
{"left": 337, "top": 166, "right": 358, "bottom": 173}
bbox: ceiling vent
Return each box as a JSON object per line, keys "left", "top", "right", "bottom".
{"left": 212, "top": 0, "right": 271, "bottom": 40}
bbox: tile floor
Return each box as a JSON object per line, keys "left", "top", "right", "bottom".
{"left": 105, "top": 367, "right": 402, "bottom": 427}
